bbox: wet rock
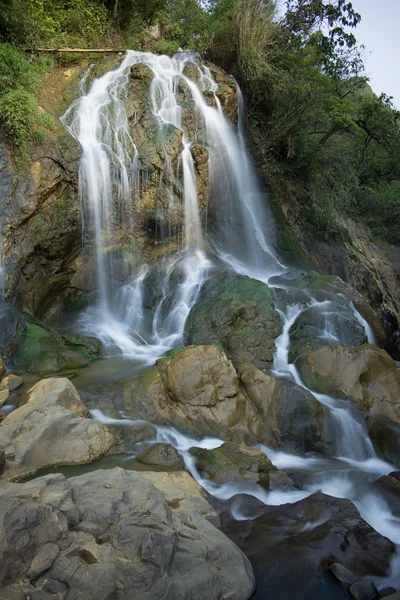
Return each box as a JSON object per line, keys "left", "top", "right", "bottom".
{"left": 190, "top": 442, "right": 278, "bottom": 488}
{"left": 369, "top": 418, "right": 400, "bottom": 468}
{"left": 276, "top": 271, "right": 387, "bottom": 347}
{"left": 0, "top": 378, "right": 117, "bottom": 480}
{"left": 221, "top": 492, "right": 394, "bottom": 600}
{"left": 288, "top": 301, "right": 367, "bottom": 363}
{"left": 119, "top": 421, "right": 157, "bottom": 451}
{"left": 371, "top": 472, "right": 400, "bottom": 517}
{"left": 11, "top": 317, "right": 102, "bottom": 375}
{"left": 238, "top": 362, "right": 332, "bottom": 454}
{"left": 349, "top": 580, "right": 381, "bottom": 600}
{"left": 137, "top": 443, "right": 184, "bottom": 470}
{"left": 298, "top": 344, "right": 400, "bottom": 421}
{"left": 185, "top": 271, "right": 282, "bottom": 370}
{"left": 0, "top": 468, "right": 255, "bottom": 599}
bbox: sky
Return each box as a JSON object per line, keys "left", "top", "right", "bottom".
{"left": 350, "top": 0, "right": 400, "bottom": 108}
{"left": 275, "top": 0, "right": 400, "bottom": 108}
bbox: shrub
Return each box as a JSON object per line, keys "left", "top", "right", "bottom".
{"left": 0, "top": 89, "right": 38, "bottom": 149}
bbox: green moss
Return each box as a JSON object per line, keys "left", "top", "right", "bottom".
{"left": 11, "top": 316, "right": 101, "bottom": 375}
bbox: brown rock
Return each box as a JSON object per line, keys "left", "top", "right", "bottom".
{"left": 298, "top": 344, "right": 400, "bottom": 421}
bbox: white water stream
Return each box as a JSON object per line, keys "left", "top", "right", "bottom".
{"left": 63, "top": 50, "right": 400, "bottom": 588}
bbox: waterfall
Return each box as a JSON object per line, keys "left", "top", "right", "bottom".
{"left": 59, "top": 50, "right": 400, "bottom": 586}
{"left": 61, "top": 50, "right": 284, "bottom": 361}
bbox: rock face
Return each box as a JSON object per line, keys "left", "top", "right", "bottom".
{"left": 118, "top": 344, "right": 330, "bottom": 452}
{"left": 298, "top": 344, "right": 400, "bottom": 421}
{"left": 0, "top": 378, "right": 116, "bottom": 480}
{"left": 185, "top": 271, "right": 282, "bottom": 369}
{"left": 222, "top": 492, "right": 395, "bottom": 600}
{"left": 0, "top": 468, "right": 255, "bottom": 600}
{"left": 1, "top": 55, "right": 238, "bottom": 321}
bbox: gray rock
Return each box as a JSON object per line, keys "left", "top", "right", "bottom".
{"left": 138, "top": 443, "right": 184, "bottom": 470}
{"left": 0, "top": 467, "right": 255, "bottom": 599}
{"left": 0, "top": 378, "right": 117, "bottom": 480}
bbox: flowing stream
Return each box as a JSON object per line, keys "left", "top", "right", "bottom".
{"left": 62, "top": 50, "right": 400, "bottom": 591}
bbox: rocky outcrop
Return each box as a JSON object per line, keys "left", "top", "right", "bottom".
{"left": 2, "top": 55, "right": 238, "bottom": 321}
{"left": 0, "top": 468, "right": 255, "bottom": 599}
{"left": 121, "top": 344, "right": 259, "bottom": 441}
{"left": 298, "top": 344, "right": 400, "bottom": 422}
{"left": 290, "top": 221, "right": 400, "bottom": 357}
{"left": 116, "top": 344, "right": 331, "bottom": 452}
{"left": 185, "top": 271, "right": 282, "bottom": 369}
{"left": 0, "top": 377, "right": 116, "bottom": 480}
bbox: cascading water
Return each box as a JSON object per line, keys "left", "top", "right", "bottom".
{"left": 61, "top": 50, "right": 284, "bottom": 362}
{"left": 63, "top": 50, "right": 400, "bottom": 589}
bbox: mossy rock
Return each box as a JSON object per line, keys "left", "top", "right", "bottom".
{"left": 185, "top": 271, "right": 282, "bottom": 369}
{"left": 11, "top": 317, "right": 102, "bottom": 375}
{"left": 190, "top": 442, "right": 276, "bottom": 488}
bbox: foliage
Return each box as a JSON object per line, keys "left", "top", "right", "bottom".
{"left": 0, "top": 43, "right": 53, "bottom": 151}
{"left": 0, "top": 88, "right": 37, "bottom": 149}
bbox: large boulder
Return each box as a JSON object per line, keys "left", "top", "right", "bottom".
{"left": 185, "top": 271, "right": 282, "bottom": 369}
{"left": 118, "top": 345, "right": 331, "bottom": 453}
{"left": 298, "top": 344, "right": 400, "bottom": 422}
{"left": 121, "top": 344, "right": 262, "bottom": 442}
{"left": 0, "top": 468, "right": 255, "bottom": 600}
{"left": 0, "top": 378, "right": 116, "bottom": 480}
{"left": 221, "top": 492, "right": 395, "bottom": 599}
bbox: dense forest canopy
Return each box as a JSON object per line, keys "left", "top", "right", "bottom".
{"left": 0, "top": 0, "right": 399, "bottom": 243}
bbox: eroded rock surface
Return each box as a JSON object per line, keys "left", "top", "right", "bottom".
{"left": 0, "top": 467, "right": 255, "bottom": 600}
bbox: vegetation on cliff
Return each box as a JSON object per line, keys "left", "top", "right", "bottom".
{"left": 0, "top": 0, "right": 399, "bottom": 242}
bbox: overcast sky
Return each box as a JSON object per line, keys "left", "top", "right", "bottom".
{"left": 351, "top": 0, "right": 400, "bottom": 108}
{"left": 275, "top": 0, "right": 400, "bottom": 108}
